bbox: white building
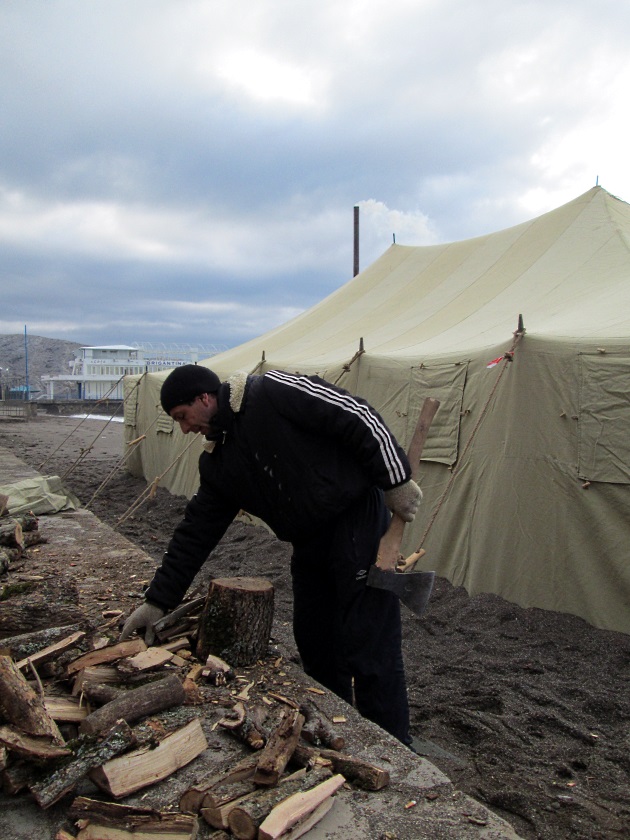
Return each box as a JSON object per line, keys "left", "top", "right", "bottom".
{"left": 41, "top": 343, "right": 225, "bottom": 401}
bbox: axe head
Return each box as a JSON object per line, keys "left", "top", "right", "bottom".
{"left": 367, "top": 566, "right": 435, "bottom": 617}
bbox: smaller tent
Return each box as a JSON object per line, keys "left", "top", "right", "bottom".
{"left": 125, "top": 186, "right": 630, "bottom": 635}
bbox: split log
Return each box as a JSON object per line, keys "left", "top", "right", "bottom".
{"left": 200, "top": 769, "right": 303, "bottom": 832}
{"left": 201, "top": 777, "right": 260, "bottom": 814}
{"left": 55, "top": 831, "right": 76, "bottom": 840}
{"left": 0, "top": 624, "right": 84, "bottom": 661}
{"left": 75, "top": 816, "right": 198, "bottom": 839}
{"left": 22, "top": 530, "right": 47, "bottom": 548}
{"left": 179, "top": 753, "right": 259, "bottom": 814}
{"left": 0, "top": 548, "right": 11, "bottom": 574}
{"left": 201, "top": 790, "right": 258, "bottom": 831}
{"left": 0, "top": 519, "right": 24, "bottom": 548}
{"left": 218, "top": 702, "right": 266, "bottom": 750}
{"left": 66, "top": 638, "right": 146, "bottom": 675}
{"left": 257, "top": 773, "right": 345, "bottom": 840}
{"left": 69, "top": 796, "right": 199, "bottom": 840}
{"left": 196, "top": 577, "right": 274, "bottom": 666}
{"left": 80, "top": 673, "right": 186, "bottom": 735}
{"left": 0, "top": 724, "right": 71, "bottom": 761}
{"left": 30, "top": 719, "right": 136, "bottom": 809}
{"left": 72, "top": 666, "right": 120, "bottom": 696}
{"left": 89, "top": 717, "right": 208, "bottom": 799}
{"left": 299, "top": 699, "right": 345, "bottom": 751}
{"left": 2, "top": 759, "right": 38, "bottom": 795}
{"left": 252, "top": 708, "right": 305, "bottom": 787}
{"left": 153, "top": 596, "right": 205, "bottom": 636}
{"left": 11, "top": 512, "right": 39, "bottom": 532}
{"left": 160, "top": 637, "right": 191, "bottom": 653}
{"left": 80, "top": 682, "right": 122, "bottom": 706}
{"left": 0, "top": 654, "right": 64, "bottom": 743}
{"left": 201, "top": 654, "right": 235, "bottom": 685}
{"left": 154, "top": 616, "right": 199, "bottom": 643}
{"left": 182, "top": 674, "right": 205, "bottom": 705}
{"left": 115, "top": 646, "right": 174, "bottom": 676}
{"left": 15, "top": 630, "right": 87, "bottom": 672}
{"left": 226, "top": 767, "right": 330, "bottom": 840}
{"left": 291, "top": 743, "right": 390, "bottom": 790}
{"left": 0, "top": 492, "right": 9, "bottom": 517}
{"left": 44, "top": 695, "right": 89, "bottom": 723}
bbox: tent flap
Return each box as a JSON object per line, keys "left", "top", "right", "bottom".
{"left": 578, "top": 354, "right": 630, "bottom": 483}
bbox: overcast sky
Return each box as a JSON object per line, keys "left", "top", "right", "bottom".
{"left": 1, "top": 0, "right": 629, "bottom": 352}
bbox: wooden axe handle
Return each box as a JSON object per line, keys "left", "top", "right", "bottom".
{"left": 376, "top": 397, "right": 440, "bottom": 570}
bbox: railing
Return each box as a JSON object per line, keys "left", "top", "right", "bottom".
{"left": 0, "top": 401, "right": 37, "bottom": 420}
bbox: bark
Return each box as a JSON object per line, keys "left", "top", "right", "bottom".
{"left": 15, "top": 630, "right": 87, "bottom": 672}
{"left": 2, "top": 760, "right": 37, "bottom": 795}
{"left": 80, "top": 674, "right": 186, "bottom": 735}
{"left": 30, "top": 719, "right": 136, "bottom": 809}
{"left": 154, "top": 616, "right": 199, "bottom": 643}
{"left": 0, "top": 578, "right": 85, "bottom": 638}
{"left": 22, "top": 530, "right": 47, "bottom": 548}
{"left": 179, "top": 753, "right": 259, "bottom": 814}
{"left": 257, "top": 774, "right": 345, "bottom": 840}
{"left": 0, "top": 655, "right": 64, "bottom": 743}
{"left": 291, "top": 743, "right": 390, "bottom": 790}
{"left": 68, "top": 796, "right": 198, "bottom": 839}
{"left": 196, "top": 577, "right": 274, "bottom": 666}
{"left": 0, "top": 520, "right": 23, "bottom": 548}
{"left": 89, "top": 718, "right": 208, "bottom": 799}
{"left": 80, "top": 682, "right": 122, "bottom": 706}
{"left": 0, "top": 724, "right": 71, "bottom": 761}
{"left": 251, "top": 708, "right": 305, "bottom": 787}
{"left": 153, "top": 596, "right": 205, "bottom": 635}
{"left": 0, "top": 548, "right": 11, "bottom": 574}
{"left": 11, "top": 513, "right": 39, "bottom": 532}
{"left": 218, "top": 702, "right": 267, "bottom": 751}
{"left": 227, "top": 768, "right": 334, "bottom": 840}
{"left": 299, "top": 699, "right": 345, "bottom": 751}
{"left": 0, "top": 624, "right": 84, "bottom": 662}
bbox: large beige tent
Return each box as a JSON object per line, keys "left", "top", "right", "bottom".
{"left": 125, "top": 186, "right": 630, "bottom": 634}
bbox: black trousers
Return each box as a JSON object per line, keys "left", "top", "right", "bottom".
{"left": 290, "top": 488, "right": 411, "bottom": 745}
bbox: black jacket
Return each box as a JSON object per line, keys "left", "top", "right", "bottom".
{"left": 145, "top": 370, "right": 411, "bottom": 609}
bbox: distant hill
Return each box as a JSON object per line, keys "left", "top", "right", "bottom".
{"left": 0, "top": 334, "right": 84, "bottom": 397}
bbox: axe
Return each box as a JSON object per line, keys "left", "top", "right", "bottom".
{"left": 367, "top": 397, "right": 440, "bottom": 616}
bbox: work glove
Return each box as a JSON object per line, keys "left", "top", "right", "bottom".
{"left": 120, "top": 602, "right": 165, "bottom": 646}
{"left": 383, "top": 479, "right": 422, "bottom": 522}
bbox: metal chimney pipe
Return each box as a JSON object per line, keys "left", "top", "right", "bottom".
{"left": 353, "top": 205, "right": 359, "bottom": 276}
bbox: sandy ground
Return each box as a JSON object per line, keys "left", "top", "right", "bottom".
{"left": 1, "top": 414, "right": 630, "bottom": 840}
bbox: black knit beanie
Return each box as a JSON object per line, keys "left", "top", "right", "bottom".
{"left": 160, "top": 365, "right": 221, "bottom": 415}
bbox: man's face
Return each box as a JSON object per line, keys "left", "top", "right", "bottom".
{"left": 170, "top": 393, "right": 218, "bottom": 436}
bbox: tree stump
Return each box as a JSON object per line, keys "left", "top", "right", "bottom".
{"left": 196, "top": 577, "right": 274, "bottom": 667}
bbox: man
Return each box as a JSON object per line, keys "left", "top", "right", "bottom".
{"left": 121, "top": 364, "right": 421, "bottom": 745}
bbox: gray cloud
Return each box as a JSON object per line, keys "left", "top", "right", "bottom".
{"left": 1, "top": 0, "right": 629, "bottom": 348}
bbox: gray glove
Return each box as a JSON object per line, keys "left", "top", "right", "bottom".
{"left": 120, "top": 602, "right": 165, "bottom": 645}
{"left": 383, "top": 479, "right": 422, "bottom": 522}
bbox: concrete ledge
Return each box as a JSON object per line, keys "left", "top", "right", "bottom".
{"left": 0, "top": 445, "right": 524, "bottom": 840}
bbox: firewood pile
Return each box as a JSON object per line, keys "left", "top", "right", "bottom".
{"left": 0, "top": 532, "right": 391, "bottom": 840}
{"left": 0, "top": 511, "right": 47, "bottom": 576}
